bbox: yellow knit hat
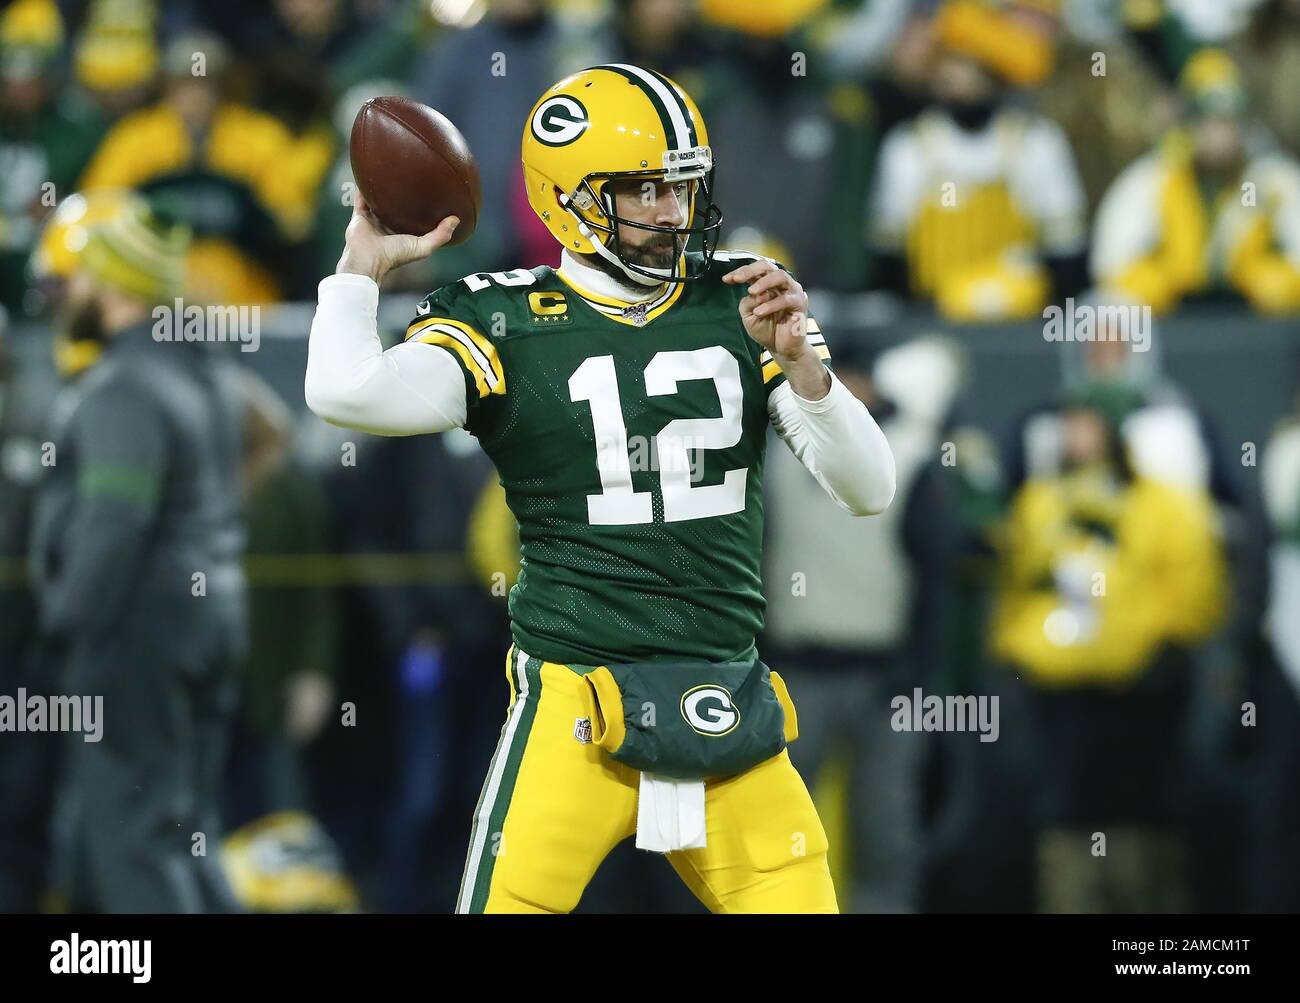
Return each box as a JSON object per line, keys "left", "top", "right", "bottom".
{"left": 32, "top": 190, "right": 133, "bottom": 281}
{"left": 699, "top": 0, "right": 831, "bottom": 39}
{"left": 0, "top": 0, "right": 63, "bottom": 49}
{"left": 1180, "top": 48, "right": 1248, "bottom": 117}
{"left": 79, "top": 195, "right": 190, "bottom": 303}
{"left": 0, "top": 0, "right": 64, "bottom": 79}
{"left": 934, "top": 0, "right": 1056, "bottom": 88}
{"left": 73, "top": 0, "right": 159, "bottom": 92}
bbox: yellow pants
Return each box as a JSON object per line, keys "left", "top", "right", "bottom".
{"left": 456, "top": 646, "right": 837, "bottom": 914}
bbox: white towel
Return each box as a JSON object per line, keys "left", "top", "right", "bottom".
{"left": 635, "top": 773, "right": 707, "bottom": 852}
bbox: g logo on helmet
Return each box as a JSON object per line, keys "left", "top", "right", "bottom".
{"left": 680, "top": 685, "right": 739, "bottom": 737}
{"left": 531, "top": 96, "right": 590, "bottom": 147}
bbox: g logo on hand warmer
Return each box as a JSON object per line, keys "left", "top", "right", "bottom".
{"left": 680, "top": 685, "right": 740, "bottom": 737}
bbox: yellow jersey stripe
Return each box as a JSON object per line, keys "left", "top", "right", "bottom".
{"left": 555, "top": 254, "right": 687, "bottom": 308}
{"left": 415, "top": 332, "right": 494, "bottom": 398}
{"left": 566, "top": 281, "right": 685, "bottom": 327}
{"left": 763, "top": 345, "right": 831, "bottom": 384}
{"left": 760, "top": 333, "right": 825, "bottom": 364}
{"left": 555, "top": 264, "right": 688, "bottom": 326}
{"left": 574, "top": 284, "right": 674, "bottom": 316}
{"left": 610, "top": 281, "right": 685, "bottom": 326}
{"left": 555, "top": 269, "right": 637, "bottom": 308}
{"left": 405, "top": 315, "right": 504, "bottom": 384}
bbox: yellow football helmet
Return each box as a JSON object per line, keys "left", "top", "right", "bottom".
{"left": 521, "top": 64, "right": 723, "bottom": 284}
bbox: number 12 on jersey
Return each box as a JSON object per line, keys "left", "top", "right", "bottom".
{"left": 567, "top": 347, "right": 748, "bottom": 526}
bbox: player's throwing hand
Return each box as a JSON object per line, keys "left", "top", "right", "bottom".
{"left": 336, "top": 192, "right": 460, "bottom": 286}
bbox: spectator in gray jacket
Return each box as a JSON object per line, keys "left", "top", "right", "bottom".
{"left": 30, "top": 196, "right": 247, "bottom": 913}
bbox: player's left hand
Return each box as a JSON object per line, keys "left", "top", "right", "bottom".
{"left": 723, "top": 258, "right": 812, "bottom": 362}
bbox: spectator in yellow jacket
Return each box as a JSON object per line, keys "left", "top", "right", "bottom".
{"left": 992, "top": 401, "right": 1229, "bottom": 913}
{"left": 76, "top": 31, "right": 332, "bottom": 305}
{"left": 993, "top": 404, "right": 1227, "bottom": 685}
{"left": 1092, "top": 48, "right": 1300, "bottom": 315}
{"left": 869, "top": 1, "right": 1088, "bottom": 322}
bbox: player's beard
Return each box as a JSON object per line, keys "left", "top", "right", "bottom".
{"left": 620, "top": 229, "right": 681, "bottom": 273}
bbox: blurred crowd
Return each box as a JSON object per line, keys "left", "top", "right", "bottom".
{"left": 2, "top": 0, "right": 1300, "bottom": 313}
{"left": 1, "top": 0, "right": 1299, "bottom": 914}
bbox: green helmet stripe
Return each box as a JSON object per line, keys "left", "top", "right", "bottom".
{"left": 642, "top": 66, "right": 699, "bottom": 148}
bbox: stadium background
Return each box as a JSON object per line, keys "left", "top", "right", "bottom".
{"left": 1, "top": 0, "right": 1299, "bottom": 914}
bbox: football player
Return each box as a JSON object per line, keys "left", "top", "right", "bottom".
{"left": 305, "top": 64, "right": 896, "bottom": 913}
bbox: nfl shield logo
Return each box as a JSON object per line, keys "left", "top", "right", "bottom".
{"left": 573, "top": 717, "right": 593, "bottom": 744}
{"left": 622, "top": 303, "right": 648, "bottom": 327}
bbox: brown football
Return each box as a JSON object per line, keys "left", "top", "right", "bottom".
{"left": 349, "top": 96, "right": 480, "bottom": 243}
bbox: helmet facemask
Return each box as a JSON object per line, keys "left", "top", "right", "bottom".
{"left": 561, "top": 163, "right": 723, "bottom": 286}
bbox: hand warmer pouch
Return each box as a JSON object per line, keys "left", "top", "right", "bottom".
{"left": 577, "top": 658, "right": 799, "bottom": 781}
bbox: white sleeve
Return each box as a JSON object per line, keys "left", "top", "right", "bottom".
{"left": 1260, "top": 154, "right": 1300, "bottom": 266}
{"left": 1016, "top": 118, "right": 1088, "bottom": 255}
{"left": 1091, "top": 154, "right": 1162, "bottom": 284}
{"left": 767, "top": 372, "right": 896, "bottom": 516}
{"left": 304, "top": 272, "right": 468, "bottom": 435}
{"left": 868, "top": 125, "right": 923, "bottom": 251}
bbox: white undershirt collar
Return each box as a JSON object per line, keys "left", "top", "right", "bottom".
{"left": 558, "top": 249, "right": 666, "bottom": 305}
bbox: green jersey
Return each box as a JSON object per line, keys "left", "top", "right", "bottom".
{"left": 405, "top": 251, "right": 830, "bottom": 666}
